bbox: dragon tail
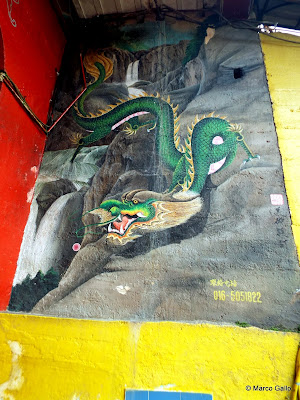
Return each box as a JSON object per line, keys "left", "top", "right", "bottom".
{"left": 83, "top": 51, "right": 113, "bottom": 82}
{"left": 71, "top": 145, "right": 83, "bottom": 163}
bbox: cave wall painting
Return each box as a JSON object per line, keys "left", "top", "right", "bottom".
{"left": 9, "top": 19, "right": 300, "bottom": 328}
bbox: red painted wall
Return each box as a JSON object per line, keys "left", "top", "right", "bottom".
{"left": 0, "top": 1, "right": 65, "bottom": 309}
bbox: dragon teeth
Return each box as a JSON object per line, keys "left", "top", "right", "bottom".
{"left": 137, "top": 212, "right": 146, "bottom": 218}
{"left": 117, "top": 215, "right": 122, "bottom": 221}
{"left": 108, "top": 223, "right": 112, "bottom": 232}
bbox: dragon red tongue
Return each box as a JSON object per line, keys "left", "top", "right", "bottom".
{"left": 113, "top": 215, "right": 130, "bottom": 232}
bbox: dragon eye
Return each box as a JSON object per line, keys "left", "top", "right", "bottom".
{"left": 132, "top": 199, "right": 139, "bottom": 205}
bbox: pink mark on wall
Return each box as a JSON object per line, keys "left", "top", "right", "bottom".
{"left": 72, "top": 243, "right": 81, "bottom": 252}
{"left": 270, "top": 194, "right": 284, "bottom": 205}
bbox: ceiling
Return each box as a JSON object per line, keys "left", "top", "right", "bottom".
{"left": 71, "top": 0, "right": 220, "bottom": 18}
{"left": 51, "top": 0, "right": 300, "bottom": 37}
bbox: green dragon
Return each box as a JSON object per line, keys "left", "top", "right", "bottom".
{"left": 72, "top": 52, "right": 259, "bottom": 244}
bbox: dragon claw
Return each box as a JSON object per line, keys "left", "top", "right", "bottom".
{"left": 147, "top": 122, "right": 157, "bottom": 132}
{"left": 70, "top": 132, "right": 83, "bottom": 145}
{"left": 240, "top": 154, "right": 260, "bottom": 169}
{"left": 244, "top": 154, "right": 260, "bottom": 163}
{"left": 123, "top": 124, "right": 138, "bottom": 136}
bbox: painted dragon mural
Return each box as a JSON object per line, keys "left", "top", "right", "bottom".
{"left": 72, "top": 52, "right": 258, "bottom": 245}
{"left": 11, "top": 23, "right": 299, "bottom": 326}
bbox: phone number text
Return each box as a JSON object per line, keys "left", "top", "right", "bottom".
{"left": 213, "top": 290, "right": 262, "bottom": 303}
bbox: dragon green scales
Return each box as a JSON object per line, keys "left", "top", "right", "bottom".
{"left": 72, "top": 52, "right": 259, "bottom": 243}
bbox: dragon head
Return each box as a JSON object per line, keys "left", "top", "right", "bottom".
{"left": 87, "top": 189, "right": 203, "bottom": 244}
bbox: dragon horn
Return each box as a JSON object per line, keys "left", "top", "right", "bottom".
{"left": 121, "top": 189, "right": 145, "bottom": 202}
{"left": 123, "top": 189, "right": 201, "bottom": 203}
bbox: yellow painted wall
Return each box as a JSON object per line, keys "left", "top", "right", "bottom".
{"left": 0, "top": 314, "right": 299, "bottom": 400}
{"left": 261, "top": 33, "right": 300, "bottom": 258}
{"left": 0, "top": 32, "right": 300, "bottom": 400}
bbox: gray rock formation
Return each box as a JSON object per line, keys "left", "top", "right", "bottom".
{"left": 14, "top": 189, "right": 84, "bottom": 285}
{"left": 35, "top": 167, "right": 300, "bottom": 328}
{"left": 138, "top": 41, "right": 188, "bottom": 83}
{"left": 13, "top": 145, "right": 107, "bottom": 286}
{"left": 38, "top": 146, "right": 108, "bottom": 188}
{"left": 102, "top": 48, "right": 135, "bottom": 82}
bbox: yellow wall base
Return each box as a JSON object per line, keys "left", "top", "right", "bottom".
{"left": 0, "top": 314, "right": 299, "bottom": 400}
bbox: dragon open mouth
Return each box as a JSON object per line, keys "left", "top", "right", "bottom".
{"left": 108, "top": 212, "right": 146, "bottom": 236}
{"left": 84, "top": 190, "right": 203, "bottom": 244}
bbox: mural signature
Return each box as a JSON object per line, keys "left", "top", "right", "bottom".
{"left": 6, "top": 0, "right": 20, "bottom": 27}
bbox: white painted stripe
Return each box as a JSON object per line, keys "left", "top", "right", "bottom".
{"left": 111, "top": 111, "right": 149, "bottom": 130}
